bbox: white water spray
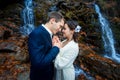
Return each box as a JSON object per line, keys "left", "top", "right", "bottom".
{"left": 94, "top": 4, "right": 120, "bottom": 63}
{"left": 20, "top": 0, "right": 35, "bottom": 35}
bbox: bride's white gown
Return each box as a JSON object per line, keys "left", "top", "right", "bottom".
{"left": 54, "top": 40, "right": 79, "bottom": 80}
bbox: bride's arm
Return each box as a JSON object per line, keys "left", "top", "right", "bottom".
{"left": 54, "top": 43, "right": 79, "bottom": 70}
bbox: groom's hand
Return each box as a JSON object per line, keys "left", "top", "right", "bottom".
{"left": 52, "top": 36, "right": 62, "bottom": 48}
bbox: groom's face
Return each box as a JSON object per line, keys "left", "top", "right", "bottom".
{"left": 52, "top": 18, "right": 64, "bottom": 34}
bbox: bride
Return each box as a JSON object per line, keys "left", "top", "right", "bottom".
{"left": 52, "top": 20, "right": 81, "bottom": 80}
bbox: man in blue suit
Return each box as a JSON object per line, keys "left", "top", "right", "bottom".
{"left": 28, "top": 11, "right": 64, "bottom": 80}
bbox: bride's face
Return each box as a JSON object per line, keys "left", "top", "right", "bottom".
{"left": 62, "top": 24, "right": 73, "bottom": 39}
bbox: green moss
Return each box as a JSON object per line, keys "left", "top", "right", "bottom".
{"left": 65, "top": 11, "right": 73, "bottom": 19}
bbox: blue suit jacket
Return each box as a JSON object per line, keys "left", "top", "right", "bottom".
{"left": 28, "top": 25, "right": 59, "bottom": 80}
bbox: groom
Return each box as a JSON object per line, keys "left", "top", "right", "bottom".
{"left": 28, "top": 11, "right": 64, "bottom": 80}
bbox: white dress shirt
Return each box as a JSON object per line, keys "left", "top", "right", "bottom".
{"left": 42, "top": 24, "right": 53, "bottom": 39}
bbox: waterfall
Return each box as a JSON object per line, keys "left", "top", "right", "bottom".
{"left": 75, "top": 65, "right": 95, "bottom": 80}
{"left": 20, "top": 0, "right": 35, "bottom": 35}
{"left": 94, "top": 4, "right": 120, "bottom": 63}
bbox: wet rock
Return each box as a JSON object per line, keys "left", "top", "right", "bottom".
{"left": 77, "top": 74, "right": 87, "bottom": 80}
{"left": 75, "top": 43, "right": 120, "bottom": 80}
{"left": 3, "top": 30, "right": 12, "bottom": 40}
{"left": 0, "top": 42, "right": 17, "bottom": 52}
{"left": 0, "top": 25, "right": 12, "bottom": 40}
{"left": 0, "top": 55, "right": 6, "bottom": 65}
{"left": 0, "top": 35, "right": 29, "bottom": 62}
{"left": 0, "top": 0, "right": 23, "bottom": 9}
{"left": 17, "top": 71, "right": 29, "bottom": 80}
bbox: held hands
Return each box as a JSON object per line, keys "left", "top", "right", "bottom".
{"left": 52, "top": 36, "right": 62, "bottom": 48}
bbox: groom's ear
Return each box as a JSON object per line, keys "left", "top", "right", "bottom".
{"left": 50, "top": 18, "right": 56, "bottom": 24}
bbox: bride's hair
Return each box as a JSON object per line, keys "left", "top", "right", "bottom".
{"left": 65, "top": 20, "right": 80, "bottom": 43}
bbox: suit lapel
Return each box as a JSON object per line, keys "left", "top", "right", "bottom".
{"left": 40, "top": 26, "right": 52, "bottom": 47}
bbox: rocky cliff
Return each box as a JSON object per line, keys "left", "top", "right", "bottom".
{"left": 0, "top": 0, "right": 120, "bottom": 80}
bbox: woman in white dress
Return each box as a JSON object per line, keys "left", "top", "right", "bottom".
{"left": 53, "top": 20, "right": 81, "bottom": 80}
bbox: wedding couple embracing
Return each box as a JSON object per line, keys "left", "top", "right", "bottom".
{"left": 28, "top": 11, "right": 81, "bottom": 80}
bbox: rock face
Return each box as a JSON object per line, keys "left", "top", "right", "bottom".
{"left": 0, "top": 35, "right": 30, "bottom": 80}
{"left": 0, "top": 0, "right": 23, "bottom": 9}
{"left": 75, "top": 43, "right": 120, "bottom": 80}
{"left": 0, "top": 0, "right": 120, "bottom": 80}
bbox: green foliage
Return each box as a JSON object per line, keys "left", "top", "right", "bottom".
{"left": 34, "top": 1, "right": 52, "bottom": 25}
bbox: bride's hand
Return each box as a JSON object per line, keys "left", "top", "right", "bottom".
{"left": 52, "top": 36, "right": 62, "bottom": 48}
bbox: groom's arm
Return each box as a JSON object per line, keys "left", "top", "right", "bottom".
{"left": 28, "top": 31, "right": 59, "bottom": 69}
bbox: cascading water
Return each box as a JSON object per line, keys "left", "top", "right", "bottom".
{"left": 75, "top": 65, "right": 95, "bottom": 80}
{"left": 94, "top": 4, "right": 120, "bottom": 63}
{"left": 20, "top": 0, "right": 35, "bottom": 35}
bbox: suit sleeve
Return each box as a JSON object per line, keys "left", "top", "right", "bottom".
{"left": 28, "top": 31, "right": 59, "bottom": 69}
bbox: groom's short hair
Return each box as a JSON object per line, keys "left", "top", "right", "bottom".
{"left": 46, "top": 11, "right": 64, "bottom": 23}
